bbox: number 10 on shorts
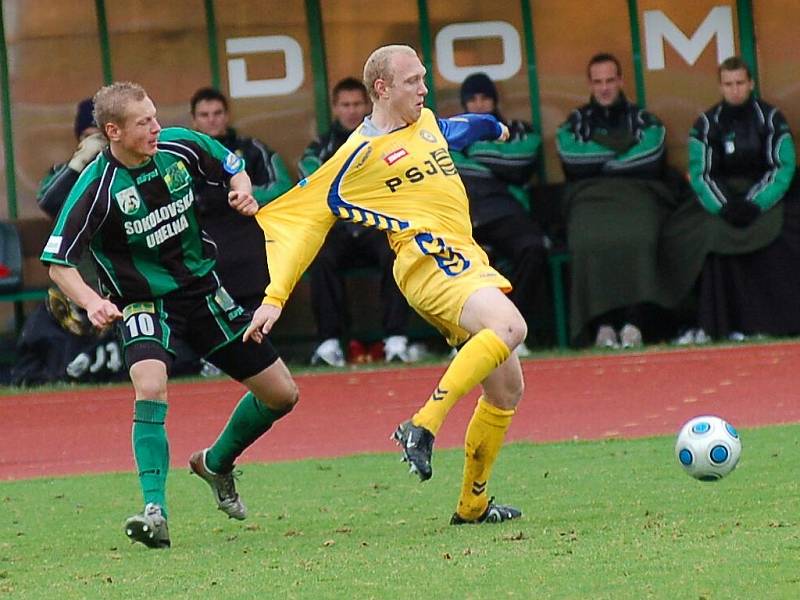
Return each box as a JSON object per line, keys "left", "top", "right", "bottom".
{"left": 122, "top": 302, "right": 158, "bottom": 339}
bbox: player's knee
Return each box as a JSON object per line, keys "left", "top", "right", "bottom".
{"left": 499, "top": 315, "right": 527, "bottom": 350}
{"left": 258, "top": 378, "right": 299, "bottom": 415}
{"left": 134, "top": 379, "right": 167, "bottom": 401}
{"left": 508, "top": 377, "right": 524, "bottom": 404}
{"left": 486, "top": 379, "right": 523, "bottom": 409}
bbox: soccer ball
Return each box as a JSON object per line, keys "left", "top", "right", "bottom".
{"left": 675, "top": 415, "right": 742, "bottom": 481}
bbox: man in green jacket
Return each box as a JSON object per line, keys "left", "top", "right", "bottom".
{"left": 680, "top": 56, "right": 798, "bottom": 340}
{"left": 556, "top": 53, "right": 674, "bottom": 348}
{"left": 452, "top": 73, "right": 548, "bottom": 355}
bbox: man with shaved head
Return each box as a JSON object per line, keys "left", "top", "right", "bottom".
{"left": 246, "top": 45, "right": 526, "bottom": 525}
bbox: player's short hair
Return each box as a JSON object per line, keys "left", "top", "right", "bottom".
{"left": 332, "top": 77, "right": 368, "bottom": 104}
{"left": 718, "top": 56, "right": 752, "bottom": 80}
{"left": 93, "top": 82, "right": 148, "bottom": 131}
{"left": 190, "top": 87, "right": 229, "bottom": 115}
{"left": 363, "top": 45, "right": 418, "bottom": 101}
{"left": 587, "top": 53, "right": 622, "bottom": 78}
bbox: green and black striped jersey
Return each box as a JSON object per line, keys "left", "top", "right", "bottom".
{"left": 41, "top": 127, "right": 245, "bottom": 300}
{"left": 688, "top": 97, "right": 796, "bottom": 214}
{"left": 555, "top": 94, "right": 665, "bottom": 181}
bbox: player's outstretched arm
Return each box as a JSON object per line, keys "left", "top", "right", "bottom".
{"left": 437, "top": 113, "right": 505, "bottom": 151}
{"left": 243, "top": 303, "right": 283, "bottom": 343}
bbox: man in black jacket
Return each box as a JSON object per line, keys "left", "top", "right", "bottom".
{"left": 190, "top": 87, "right": 293, "bottom": 312}
{"left": 556, "top": 53, "right": 673, "bottom": 348}
{"left": 298, "top": 77, "right": 411, "bottom": 367}
{"left": 452, "top": 73, "right": 548, "bottom": 356}
{"left": 678, "top": 56, "right": 798, "bottom": 340}
{"left": 38, "top": 98, "right": 106, "bottom": 219}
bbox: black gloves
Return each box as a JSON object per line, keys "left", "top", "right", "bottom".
{"left": 719, "top": 200, "right": 761, "bottom": 228}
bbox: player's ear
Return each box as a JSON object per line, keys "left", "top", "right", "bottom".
{"left": 374, "top": 78, "right": 389, "bottom": 99}
{"left": 104, "top": 121, "right": 121, "bottom": 143}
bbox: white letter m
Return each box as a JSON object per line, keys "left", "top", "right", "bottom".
{"left": 644, "top": 6, "right": 735, "bottom": 71}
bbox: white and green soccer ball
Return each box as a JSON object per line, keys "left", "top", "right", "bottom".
{"left": 675, "top": 415, "right": 742, "bottom": 481}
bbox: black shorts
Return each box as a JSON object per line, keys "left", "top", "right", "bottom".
{"left": 118, "top": 285, "right": 278, "bottom": 381}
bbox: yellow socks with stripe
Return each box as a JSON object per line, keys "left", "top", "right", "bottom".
{"left": 132, "top": 400, "right": 170, "bottom": 518}
{"left": 456, "top": 397, "right": 515, "bottom": 521}
{"left": 412, "top": 328, "right": 510, "bottom": 436}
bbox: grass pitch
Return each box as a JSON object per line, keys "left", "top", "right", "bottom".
{"left": 1, "top": 424, "right": 798, "bottom": 599}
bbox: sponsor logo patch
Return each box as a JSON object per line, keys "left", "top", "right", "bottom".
{"left": 122, "top": 302, "right": 155, "bottom": 320}
{"left": 114, "top": 186, "right": 141, "bottom": 215}
{"left": 223, "top": 152, "right": 244, "bottom": 175}
{"left": 163, "top": 161, "right": 191, "bottom": 194}
{"left": 383, "top": 148, "right": 409, "bottom": 165}
{"left": 213, "top": 286, "right": 237, "bottom": 312}
{"left": 420, "top": 129, "right": 437, "bottom": 143}
{"left": 135, "top": 169, "right": 159, "bottom": 185}
{"left": 44, "top": 235, "right": 62, "bottom": 254}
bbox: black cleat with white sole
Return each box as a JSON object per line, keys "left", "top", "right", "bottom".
{"left": 392, "top": 420, "right": 434, "bottom": 481}
{"left": 189, "top": 449, "right": 247, "bottom": 520}
{"left": 450, "top": 497, "right": 522, "bottom": 525}
{"left": 124, "top": 503, "right": 171, "bottom": 548}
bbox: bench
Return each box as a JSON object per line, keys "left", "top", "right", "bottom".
{"left": 0, "top": 218, "right": 52, "bottom": 335}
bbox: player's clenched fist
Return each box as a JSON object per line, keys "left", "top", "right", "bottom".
{"left": 228, "top": 190, "right": 258, "bottom": 216}
{"left": 85, "top": 297, "right": 122, "bottom": 329}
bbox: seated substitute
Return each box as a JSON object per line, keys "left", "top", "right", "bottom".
{"left": 452, "top": 73, "right": 548, "bottom": 356}
{"left": 556, "top": 52, "right": 677, "bottom": 348}
{"left": 38, "top": 98, "right": 106, "bottom": 219}
{"left": 663, "top": 56, "right": 798, "bottom": 341}
{"left": 298, "top": 77, "right": 412, "bottom": 367}
{"left": 37, "top": 97, "right": 106, "bottom": 296}
{"left": 190, "top": 87, "right": 293, "bottom": 311}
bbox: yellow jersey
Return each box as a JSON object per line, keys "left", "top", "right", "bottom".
{"left": 256, "top": 108, "right": 504, "bottom": 308}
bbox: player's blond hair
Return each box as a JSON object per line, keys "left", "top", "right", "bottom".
{"left": 93, "top": 82, "right": 148, "bottom": 132}
{"left": 363, "top": 45, "right": 418, "bottom": 101}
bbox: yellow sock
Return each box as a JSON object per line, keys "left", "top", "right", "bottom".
{"left": 412, "top": 329, "right": 510, "bottom": 435}
{"left": 456, "top": 397, "right": 515, "bottom": 521}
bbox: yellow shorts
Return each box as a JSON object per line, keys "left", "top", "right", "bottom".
{"left": 393, "top": 234, "right": 511, "bottom": 346}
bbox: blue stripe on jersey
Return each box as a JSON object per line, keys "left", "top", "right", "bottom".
{"left": 326, "top": 141, "right": 410, "bottom": 232}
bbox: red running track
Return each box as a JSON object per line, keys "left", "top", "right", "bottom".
{"left": 1, "top": 343, "right": 798, "bottom": 480}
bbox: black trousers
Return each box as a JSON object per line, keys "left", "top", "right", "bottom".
{"left": 472, "top": 214, "right": 548, "bottom": 333}
{"left": 310, "top": 223, "right": 409, "bottom": 341}
{"left": 698, "top": 197, "right": 800, "bottom": 339}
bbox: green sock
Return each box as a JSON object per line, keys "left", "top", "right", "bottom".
{"left": 132, "top": 400, "right": 169, "bottom": 519}
{"left": 206, "top": 392, "right": 287, "bottom": 473}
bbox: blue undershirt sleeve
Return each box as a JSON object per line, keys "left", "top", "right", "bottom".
{"left": 436, "top": 113, "right": 502, "bottom": 151}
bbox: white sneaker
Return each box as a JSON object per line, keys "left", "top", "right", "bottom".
{"left": 200, "top": 358, "right": 222, "bottom": 378}
{"left": 405, "top": 342, "right": 428, "bottom": 362}
{"left": 515, "top": 341, "right": 533, "bottom": 358}
{"left": 728, "top": 331, "right": 747, "bottom": 342}
{"left": 595, "top": 325, "right": 619, "bottom": 349}
{"left": 310, "top": 338, "right": 346, "bottom": 367}
{"left": 694, "top": 329, "right": 710, "bottom": 344}
{"left": 673, "top": 328, "right": 711, "bottom": 346}
{"left": 384, "top": 335, "right": 410, "bottom": 362}
{"left": 619, "top": 323, "right": 643, "bottom": 349}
